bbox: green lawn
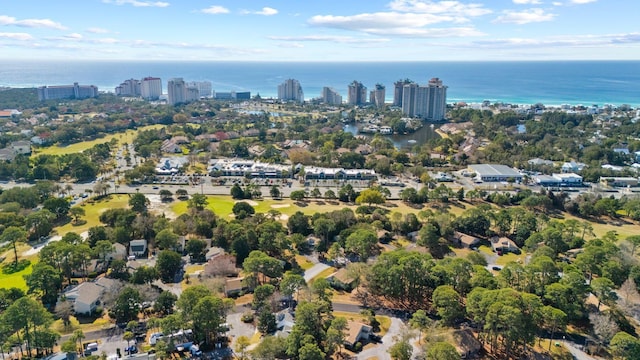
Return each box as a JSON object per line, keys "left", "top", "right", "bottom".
{"left": 478, "top": 245, "right": 494, "bottom": 256}
{"left": 0, "top": 248, "right": 38, "bottom": 291}
{"left": 560, "top": 212, "right": 640, "bottom": 240}
{"left": 55, "top": 194, "right": 131, "bottom": 236}
{"left": 34, "top": 124, "right": 165, "bottom": 156}
{"left": 495, "top": 251, "right": 527, "bottom": 266}
{"left": 171, "top": 195, "right": 435, "bottom": 219}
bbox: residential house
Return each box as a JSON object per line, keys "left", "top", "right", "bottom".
{"left": 248, "top": 145, "right": 265, "bottom": 157}
{"left": 453, "top": 232, "right": 481, "bottom": 249}
{"left": 242, "top": 129, "right": 260, "bottom": 137}
{"left": 224, "top": 277, "right": 247, "bottom": 297}
{"left": 327, "top": 268, "right": 357, "bottom": 292}
{"left": 129, "top": 239, "right": 147, "bottom": 257}
{"left": 491, "top": 237, "right": 520, "bottom": 255}
{"left": 613, "top": 147, "right": 630, "bottom": 155}
{"left": 171, "top": 136, "right": 189, "bottom": 144}
{"left": 355, "top": 144, "right": 372, "bottom": 155}
{"left": 527, "top": 158, "right": 554, "bottom": 167}
{"left": 160, "top": 139, "right": 182, "bottom": 153}
{"left": 107, "top": 243, "right": 127, "bottom": 261}
{"left": 64, "top": 277, "right": 116, "bottom": 314}
{"left": 344, "top": 321, "right": 372, "bottom": 348}
{"left": 561, "top": 161, "right": 586, "bottom": 173}
{"left": 205, "top": 246, "right": 225, "bottom": 262}
{"left": 195, "top": 134, "right": 218, "bottom": 142}
{"left": 276, "top": 311, "right": 295, "bottom": 337}
{"left": 0, "top": 148, "right": 16, "bottom": 162}
{"left": 601, "top": 164, "right": 623, "bottom": 172}
{"left": 11, "top": 141, "right": 31, "bottom": 155}
{"left": 31, "top": 134, "right": 52, "bottom": 145}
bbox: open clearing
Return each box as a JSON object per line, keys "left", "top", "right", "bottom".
{"left": 0, "top": 244, "right": 39, "bottom": 290}
{"left": 34, "top": 124, "right": 165, "bottom": 156}
{"left": 56, "top": 194, "right": 131, "bottom": 236}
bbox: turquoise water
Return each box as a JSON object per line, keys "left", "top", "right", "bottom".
{"left": 0, "top": 60, "right": 638, "bottom": 106}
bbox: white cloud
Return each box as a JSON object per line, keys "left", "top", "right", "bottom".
{"left": 308, "top": 1, "right": 490, "bottom": 39}
{"left": 201, "top": 6, "right": 230, "bottom": 14}
{"left": 513, "top": 0, "right": 542, "bottom": 4}
{"left": 308, "top": 12, "right": 485, "bottom": 38}
{"left": 552, "top": 2, "right": 563, "bottom": 5}
{"left": 0, "top": 15, "right": 67, "bottom": 30}
{"left": 94, "top": 38, "right": 120, "bottom": 44}
{"left": 387, "top": 0, "right": 492, "bottom": 17}
{"left": 269, "top": 35, "right": 390, "bottom": 44}
{"left": 0, "top": 32, "right": 33, "bottom": 41}
{"left": 471, "top": 32, "right": 640, "bottom": 48}
{"left": 86, "top": 27, "right": 110, "bottom": 34}
{"left": 494, "top": 8, "right": 556, "bottom": 24}
{"left": 241, "top": 7, "right": 279, "bottom": 16}
{"left": 570, "top": 0, "right": 596, "bottom": 4}
{"left": 276, "top": 42, "right": 304, "bottom": 48}
{"left": 255, "top": 7, "right": 278, "bottom": 16}
{"left": 102, "top": 0, "right": 169, "bottom": 8}
{"left": 64, "top": 33, "right": 83, "bottom": 40}
{"left": 309, "top": 12, "right": 456, "bottom": 30}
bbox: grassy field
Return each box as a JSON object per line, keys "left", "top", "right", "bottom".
{"left": 0, "top": 244, "right": 39, "bottom": 290}
{"left": 34, "top": 124, "right": 165, "bottom": 156}
{"left": 171, "top": 195, "right": 439, "bottom": 220}
{"left": 295, "top": 255, "right": 314, "bottom": 271}
{"left": 495, "top": 251, "right": 527, "bottom": 266}
{"left": 55, "top": 194, "right": 131, "bottom": 236}
{"left": 560, "top": 212, "right": 640, "bottom": 239}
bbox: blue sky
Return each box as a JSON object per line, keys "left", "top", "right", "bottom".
{"left": 0, "top": 0, "right": 638, "bottom": 61}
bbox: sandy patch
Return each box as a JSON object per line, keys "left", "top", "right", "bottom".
{"left": 235, "top": 200, "right": 259, "bottom": 206}
{"left": 148, "top": 194, "right": 178, "bottom": 219}
{"left": 270, "top": 204, "right": 291, "bottom": 209}
{"left": 278, "top": 214, "right": 289, "bottom": 221}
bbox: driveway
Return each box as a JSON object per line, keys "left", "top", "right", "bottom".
{"left": 226, "top": 311, "right": 257, "bottom": 347}
{"left": 357, "top": 318, "right": 420, "bottom": 360}
{"left": 304, "top": 262, "right": 331, "bottom": 283}
{"left": 152, "top": 280, "right": 183, "bottom": 297}
{"left": 563, "top": 341, "right": 597, "bottom": 360}
{"left": 22, "top": 231, "right": 88, "bottom": 256}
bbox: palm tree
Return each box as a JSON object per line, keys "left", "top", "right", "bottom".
{"left": 65, "top": 184, "right": 74, "bottom": 196}
{"left": 71, "top": 329, "right": 85, "bottom": 357}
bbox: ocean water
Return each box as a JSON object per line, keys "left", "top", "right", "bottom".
{"left": 0, "top": 60, "right": 638, "bottom": 106}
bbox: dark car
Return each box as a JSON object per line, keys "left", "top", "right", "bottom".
{"left": 369, "top": 334, "right": 382, "bottom": 343}
{"left": 126, "top": 346, "right": 138, "bottom": 354}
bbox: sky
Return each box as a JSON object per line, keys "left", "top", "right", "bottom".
{"left": 0, "top": 0, "right": 639, "bottom": 61}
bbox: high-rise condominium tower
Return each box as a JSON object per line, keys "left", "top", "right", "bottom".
{"left": 141, "top": 77, "right": 162, "bottom": 100}
{"left": 400, "top": 78, "right": 447, "bottom": 121}
{"left": 347, "top": 80, "right": 367, "bottom": 106}
{"left": 167, "top": 78, "right": 186, "bottom": 105}
{"left": 372, "top": 84, "right": 385, "bottom": 108}
{"left": 393, "top": 79, "right": 413, "bottom": 107}
{"left": 278, "top": 79, "right": 304, "bottom": 103}
{"left": 322, "top": 87, "right": 342, "bottom": 105}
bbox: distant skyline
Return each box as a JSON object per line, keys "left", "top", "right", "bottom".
{"left": 1, "top": 0, "right": 639, "bottom": 61}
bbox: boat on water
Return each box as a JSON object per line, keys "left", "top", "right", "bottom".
{"left": 429, "top": 123, "right": 435, "bottom": 128}
{"left": 408, "top": 139, "right": 417, "bottom": 144}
